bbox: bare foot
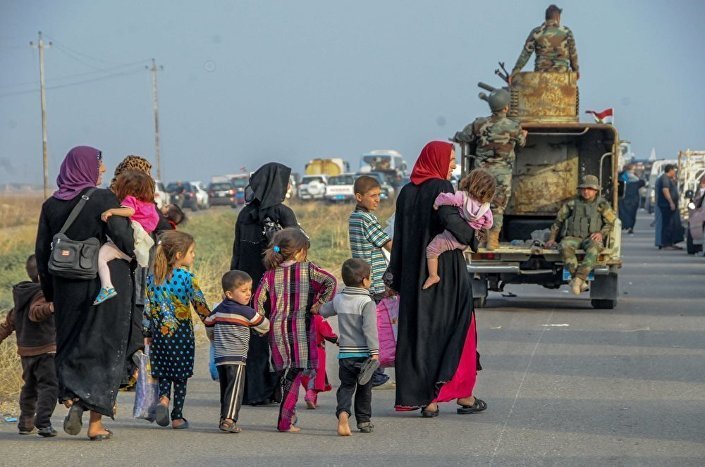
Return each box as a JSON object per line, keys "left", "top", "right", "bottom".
{"left": 457, "top": 396, "right": 476, "bottom": 407}
{"left": 287, "top": 425, "right": 301, "bottom": 433}
{"left": 305, "top": 400, "right": 316, "bottom": 410}
{"left": 422, "top": 275, "right": 440, "bottom": 290}
{"left": 337, "top": 412, "right": 352, "bottom": 436}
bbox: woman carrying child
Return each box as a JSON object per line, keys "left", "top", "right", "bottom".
{"left": 144, "top": 230, "right": 211, "bottom": 429}
{"left": 254, "top": 228, "right": 337, "bottom": 432}
{"left": 423, "top": 168, "right": 496, "bottom": 289}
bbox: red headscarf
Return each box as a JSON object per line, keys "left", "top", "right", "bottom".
{"left": 410, "top": 141, "right": 454, "bottom": 185}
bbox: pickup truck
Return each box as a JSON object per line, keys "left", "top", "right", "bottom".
{"left": 461, "top": 72, "right": 622, "bottom": 309}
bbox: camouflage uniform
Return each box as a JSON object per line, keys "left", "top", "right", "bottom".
{"left": 453, "top": 112, "right": 526, "bottom": 232}
{"left": 511, "top": 19, "right": 579, "bottom": 75}
{"left": 548, "top": 196, "right": 616, "bottom": 280}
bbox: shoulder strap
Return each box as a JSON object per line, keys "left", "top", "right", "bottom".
{"left": 58, "top": 188, "right": 98, "bottom": 234}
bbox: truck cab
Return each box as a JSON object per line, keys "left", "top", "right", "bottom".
{"left": 461, "top": 71, "right": 622, "bottom": 309}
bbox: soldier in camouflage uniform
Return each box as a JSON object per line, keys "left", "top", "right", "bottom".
{"left": 546, "top": 175, "right": 616, "bottom": 295}
{"left": 510, "top": 4, "right": 579, "bottom": 80}
{"left": 452, "top": 88, "right": 527, "bottom": 250}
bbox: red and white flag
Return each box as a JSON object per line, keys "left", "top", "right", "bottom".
{"left": 585, "top": 108, "right": 614, "bottom": 124}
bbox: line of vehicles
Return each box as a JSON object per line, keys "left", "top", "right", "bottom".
{"left": 157, "top": 150, "right": 411, "bottom": 211}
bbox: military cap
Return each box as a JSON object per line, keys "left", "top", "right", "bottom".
{"left": 578, "top": 175, "right": 600, "bottom": 190}
{"left": 487, "top": 88, "right": 511, "bottom": 112}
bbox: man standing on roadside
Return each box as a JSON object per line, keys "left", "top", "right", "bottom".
{"left": 655, "top": 164, "right": 682, "bottom": 250}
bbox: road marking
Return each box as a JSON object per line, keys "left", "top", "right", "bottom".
{"left": 490, "top": 309, "right": 555, "bottom": 465}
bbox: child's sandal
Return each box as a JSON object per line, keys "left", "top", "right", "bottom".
{"left": 219, "top": 420, "right": 241, "bottom": 433}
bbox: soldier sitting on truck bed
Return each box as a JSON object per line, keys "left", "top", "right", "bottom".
{"left": 545, "top": 175, "right": 617, "bottom": 295}
{"left": 452, "top": 88, "right": 527, "bottom": 250}
{"left": 510, "top": 4, "right": 579, "bottom": 81}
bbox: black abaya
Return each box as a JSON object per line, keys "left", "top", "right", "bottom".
{"left": 387, "top": 179, "right": 479, "bottom": 407}
{"left": 35, "top": 187, "right": 135, "bottom": 417}
{"left": 618, "top": 179, "right": 645, "bottom": 230}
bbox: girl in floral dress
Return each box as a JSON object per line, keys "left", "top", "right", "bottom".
{"left": 254, "top": 228, "right": 337, "bottom": 432}
{"left": 144, "top": 231, "right": 211, "bottom": 429}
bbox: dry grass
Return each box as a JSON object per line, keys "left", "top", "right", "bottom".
{"left": 0, "top": 198, "right": 396, "bottom": 414}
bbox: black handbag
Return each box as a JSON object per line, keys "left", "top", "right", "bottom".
{"left": 48, "top": 188, "right": 101, "bottom": 280}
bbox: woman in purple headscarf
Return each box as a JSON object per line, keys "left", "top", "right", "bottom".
{"left": 35, "top": 146, "right": 135, "bottom": 440}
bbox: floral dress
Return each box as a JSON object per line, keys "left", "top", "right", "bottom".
{"left": 144, "top": 268, "right": 211, "bottom": 379}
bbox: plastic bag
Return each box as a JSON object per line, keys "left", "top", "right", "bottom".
{"left": 133, "top": 346, "right": 159, "bottom": 422}
{"left": 377, "top": 296, "right": 399, "bottom": 368}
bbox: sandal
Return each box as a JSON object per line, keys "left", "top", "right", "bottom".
{"left": 219, "top": 419, "right": 241, "bottom": 433}
{"left": 93, "top": 287, "right": 117, "bottom": 306}
{"left": 421, "top": 406, "right": 440, "bottom": 418}
{"left": 457, "top": 397, "right": 487, "bottom": 414}
{"left": 155, "top": 403, "right": 170, "bottom": 427}
{"left": 357, "top": 358, "right": 380, "bottom": 386}
{"left": 172, "top": 418, "right": 189, "bottom": 430}
{"left": 63, "top": 403, "right": 84, "bottom": 436}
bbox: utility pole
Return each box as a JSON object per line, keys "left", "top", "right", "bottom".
{"left": 30, "top": 32, "right": 51, "bottom": 198}
{"left": 148, "top": 59, "right": 163, "bottom": 180}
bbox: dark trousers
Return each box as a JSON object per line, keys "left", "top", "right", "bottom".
{"left": 336, "top": 357, "right": 372, "bottom": 425}
{"left": 19, "top": 354, "right": 58, "bottom": 431}
{"left": 218, "top": 364, "right": 246, "bottom": 422}
{"left": 659, "top": 205, "right": 675, "bottom": 246}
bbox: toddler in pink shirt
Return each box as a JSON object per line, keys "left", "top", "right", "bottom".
{"left": 423, "top": 169, "right": 496, "bottom": 289}
{"left": 94, "top": 170, "right": 160, "bottom": 305}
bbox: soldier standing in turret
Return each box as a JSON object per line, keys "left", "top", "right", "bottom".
{"left": 545, "top": 175, "right": 616, "bottom": 295}
{"left": 452, "top": 88, "right": 527, "bottom": 250}
{"left": 510, "top": 4, "right": 579, "bottom": 81}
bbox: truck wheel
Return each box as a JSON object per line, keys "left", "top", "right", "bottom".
{"left": 591, "top": 299, "right": 616, "bottom": 309}
{"left": 473, "top": 297, "right": 487, "bottom": 309}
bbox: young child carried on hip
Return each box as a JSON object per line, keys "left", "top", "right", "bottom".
{"left": 205, "top": 270, "right": 270, "bottom": 433}
{"left": 423, "top": 168, "right": 496, "bottom": 289}
{"left": 94, "top": 170, "right": 159, "bottom": 305}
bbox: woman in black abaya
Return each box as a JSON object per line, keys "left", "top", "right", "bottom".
{"left": 386, "top": 141, "right": 486, "bottom": 417}
{"left": 35, "top": 146, "right": 135, "bottom": 440}
{"left": 230, "top": 162, "right": 299, "bottom": 405}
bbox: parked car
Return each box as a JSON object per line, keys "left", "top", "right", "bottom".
{"left": 189, "top": 181, "right": 210, "bottom": 209}
{"left": 355, "top": 172, "right": 395, "bottom": 200}
{"left": 298, "top": 175, "right": 328, "bottom": 201}
{"left": 286, "top": 174, "right": 297, "bottom": 199}
{"left": 230, "top": 175, "right": 249, "bottom": 205}
{"left": 166, "top": 181, "right": 199, "bottom": 211}
{"left": 154, "top": 179, "right": 170, "bottom": 209}
{"left": 325, "top": 173, "right": 356, "bottom": 203}
{"left": 207, "top": 181, "right": 238, "bottom": 207}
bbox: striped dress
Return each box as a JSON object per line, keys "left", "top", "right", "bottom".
{"left": 254, "top": 260, "right": 337, "bottom": 371}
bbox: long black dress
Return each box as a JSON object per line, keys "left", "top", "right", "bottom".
{"left": 386, "top": 179, "right": 478, "bottom": 407}
{"left": 35, "top": 187, "right": 135, "bottom": 417}
{"left": 618, "top": 177, "right": 645, "bottom": 230}
{"left": 231, "top": 203, "right": 298, "bottom": 404}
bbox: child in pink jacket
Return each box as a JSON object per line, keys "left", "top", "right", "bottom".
{"left": 423, "top": 169, "right": 496, "bottom": 289}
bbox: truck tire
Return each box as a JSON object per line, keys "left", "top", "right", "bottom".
{"left": 473, "top": 297, "right": 487, "bottom": 309}
{"left": 591, "top": 299, "right": 616, "bottom": 309}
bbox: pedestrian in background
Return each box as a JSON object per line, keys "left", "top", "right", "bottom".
{"left": 618, "top": 164, "right": 645, "bottom": 235}
{"left": 0, "top": 255, "right": 58, "bottom": 437}
{"left": 230, "top": 162, "right": 300, "bottom": 406}
{"left": 655, "top": 164, "right": 682, "bottom": 250}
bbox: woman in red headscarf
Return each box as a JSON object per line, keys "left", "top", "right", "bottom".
{"left": 386, "top": 141, "right": 486, "bottom": 416}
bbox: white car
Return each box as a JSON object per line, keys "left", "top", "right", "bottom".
{"left": 189, "top": 181, "right": 210, "bottom": 209}
{"left": 298, "top": 175, "right": 328, "bottom": 201}
{"left": 325, "top": 173, "right": 356, "bottom": 203}
{"left": 154, "top": 179, "right": 170, "bottom": 209}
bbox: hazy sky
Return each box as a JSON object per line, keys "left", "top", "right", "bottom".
{"left": 1, "top": 0, "right": 704, "bottom": 185}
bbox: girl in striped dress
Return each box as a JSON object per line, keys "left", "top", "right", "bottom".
{"left": 254, "top": 228, "right": 337, "bottom": 432}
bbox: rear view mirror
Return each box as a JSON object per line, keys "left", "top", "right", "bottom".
{"left": 685, "top": 190, "right": 694, "bottom": 199}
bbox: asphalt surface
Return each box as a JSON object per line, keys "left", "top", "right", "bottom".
{"left": 1, "top": 214, "right": 704, "bottom": 466}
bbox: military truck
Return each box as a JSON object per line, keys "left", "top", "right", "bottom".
{"left": 460, "top": 71, "right": 622, "bottom": 309}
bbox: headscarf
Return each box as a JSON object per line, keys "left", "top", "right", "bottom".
{"left": 53, "top": 146, "right": 102, "bottom": 200}
{"left": 111, "top": 155, "right": 152, "bottom": 191}
{"left": 247, "top": 162, "right": 291, "bottom": 222}
{"left": 410, "top": 141, "right": 454, "bottom": 185}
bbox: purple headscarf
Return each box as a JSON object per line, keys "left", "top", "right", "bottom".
{"left": 53, "top": 146, "right": 102, "bottom": 200}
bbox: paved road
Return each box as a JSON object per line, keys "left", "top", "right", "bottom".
{"left": 2, "top": 215, "right": 705, "bottom": 466}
